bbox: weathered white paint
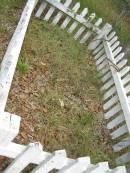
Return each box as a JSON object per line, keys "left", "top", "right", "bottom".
{"left": 120, "top": 66, "right": 130, "bottom": 78}
{"left": 80, "top": 18, "right": 102, "bottom": 44}
{"left": 95, "top": 49, "right": 106, "bottom": 60}
{"left": 52, "top": 0, "right": 72, "bottom": 25}
{"left": 108, "top": 31, "right": 116, "bottom": 41}
{"left": 44, "top": 0, "right": 61, "bottom": 21}
{"left": 93, "top": 43, "right": 104, "bottom": 55}
{"left": 0, "top": 0, "right": 37, "bottom": 112}
{"left": 68, "top": 8, "right": 88, "bottom": 33}
{"left": 116, "top": 152, "right": 130, "bottom": 165}
{"left": 101, "top": 78, "right": 114, "bottom": 91}
{"left": 31, "top": 150, "right": 67, "bottom": 173}
{"left": 117, "top": 59, "right": 127, "bottom": 69}
{"left": 110, "top": 124, "right": 128, "bottom": 140}
{"left": 97, "top": 59, "right": 108, "bottom": 72}
{"left": 59, "top": 157, "right": 90, "bottom": 173}
{"left": 107, "top": 167, "right": 126, "bottom": 173}
{"left": 43, "top": 0, "right": 102, "bottom": 33}
{"left": 111, "top": 41, "right": 120, "bottom": 51}
{"left": 61, "top": 2, "right": 80, "bottom": 29}
{"left": 101, "top": 71, "right": 111, "bottom": 83}
{"left": 107, "top": 114, "right": 125, "bottom": 130}
{"left": 122, "top": 74, "right": 130, "bottom": 85}
{"left": 103, "top": 36, "right": 130, "bottom": 134}
{"left": 95, "top": 40, "right": 120, "bottom": 65}
{"left": 104, "top": 103, "right": 121, "bottom": 119}
{"left": 88, "top": 24, "right": 112, "bottom": 50}
{"left": 4, "top": 143, "right": 43, "bottom": 173}
{"left": 113, "top": 137, "right": 130, "bottom": 152}
{"left": 103, "top": 95, "right": 119, "bottom": 111}
{"left": 74, "top": 13, "right": 96, "bottom": 40}
{"left": 0, "top": 141, "right": 125, "bottom": 172}
{"left": 0, "top": 112, "right": 21, "bottom": 146}
{"left": 0, "top": 0, "right": 129, "bottom": 169}
{"left": 115, "top": 53, "right": 125, "bottom": 63}
{"left": 103, "top": 86, "right": 116, "bottom": 101}
{"left": 109, "top": 36, "right": 118, "bottom": 45}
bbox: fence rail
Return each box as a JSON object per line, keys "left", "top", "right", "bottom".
{"left": 0, "top": 0, "right": 130, "bottom": 172}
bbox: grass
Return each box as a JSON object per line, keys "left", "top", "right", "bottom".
{"left": 76, "top": 0, "right": 130, "bottom": 44}
{"left": 10, "top": 18, "right": 115, "bottom": 165}
{"left": 17, "top": 63, "right": 29, "bottom": 74}
{"left": 0, "top": 0, "right": 116, "bottom": 169}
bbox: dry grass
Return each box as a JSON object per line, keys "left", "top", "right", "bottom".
{"left": 0, "top": 0, "right": 117, "bottom": 170}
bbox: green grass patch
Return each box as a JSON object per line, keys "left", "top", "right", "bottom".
{"left": 80, "top": 112, "right": 93, "bottom": 125}
{"left": 17, "top": 63, "right": 29, "bottom": 74}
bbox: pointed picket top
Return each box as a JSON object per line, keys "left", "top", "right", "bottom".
{"left": 80, "top": 18, "right": 102, "bottom": 43}
{"left": 95, "top": 18, "right": 103, "bottom": 27}
{"left": 80, "top": 7, "right": 88, "bottom": 17}
{"left": 82, "top": 162, "right": 109, "bottom": 173}
{"left": 68, "top": 7, "right": 88, "bottom": 33}
{"left": 64, "top": 0, "right": 72, "bottom": 7}
{"left": 88, "top": 13, "right": 96, "bottom": 22}
{"left": 59, "top": 157, "right": 90, "bottom": 173}
{"left": 44, "top": 0, "right": 61, "bottom": 21}
{"left": 35, "top": 1, "right": 47, "bottom": 17}
{"left": 31, "top": 150, "right": 67, "bottom": 173}
{"left": 4, "top": 142, "right": 43, "bottom": 173}
{"left": 52, "top": 0, "right": 72, "bottom": 25}
{"left": 61, "top": 2, "right": 80, "bottom": 29}
{"left": 71, "top": 2, "right": 80, "bottom": 13}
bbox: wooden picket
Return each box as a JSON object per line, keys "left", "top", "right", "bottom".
{"left": 90, "top": 31, "right": 130, "bottom": 167}
{"left": 0, "top": 141, "right": 125, "bottom": 173}
{"left": 35, "top": 0, "right": 104, "bottom": 44}
{"left": 0, "top": 0, "right": 130, "bottom": 172}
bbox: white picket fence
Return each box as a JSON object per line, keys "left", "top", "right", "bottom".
{"left": 0, "top": 0, "right": 129, "bottom": 172}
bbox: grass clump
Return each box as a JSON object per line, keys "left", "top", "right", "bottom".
{"left": 17, "top": 63, "right": 29, "bottom": 74}
{"left": 80, "top": 112, "right": 93, "bottom": 126}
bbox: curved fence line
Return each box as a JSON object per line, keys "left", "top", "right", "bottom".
{"left": 0, "top": 0, "right": 129, "bottom": 172}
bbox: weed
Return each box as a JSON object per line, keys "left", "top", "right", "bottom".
{"left": 80, "top": 112, "right": 93, "bottom": 125}
{"left": 17, "top": 63, "right": 28, "bottom": 74}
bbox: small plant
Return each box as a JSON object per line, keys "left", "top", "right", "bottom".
{"left": 80, "top": 112, "right": 93, "bottom": 126}
{"left": 17, "top": 63, "right": 28, "bottom": 74}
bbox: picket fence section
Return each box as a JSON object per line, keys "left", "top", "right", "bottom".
{"left": 91, "top": 32, "right": 130, "bottom": 165}
{"left": 0, "top": 0, "right": 129, "bottom": 172}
